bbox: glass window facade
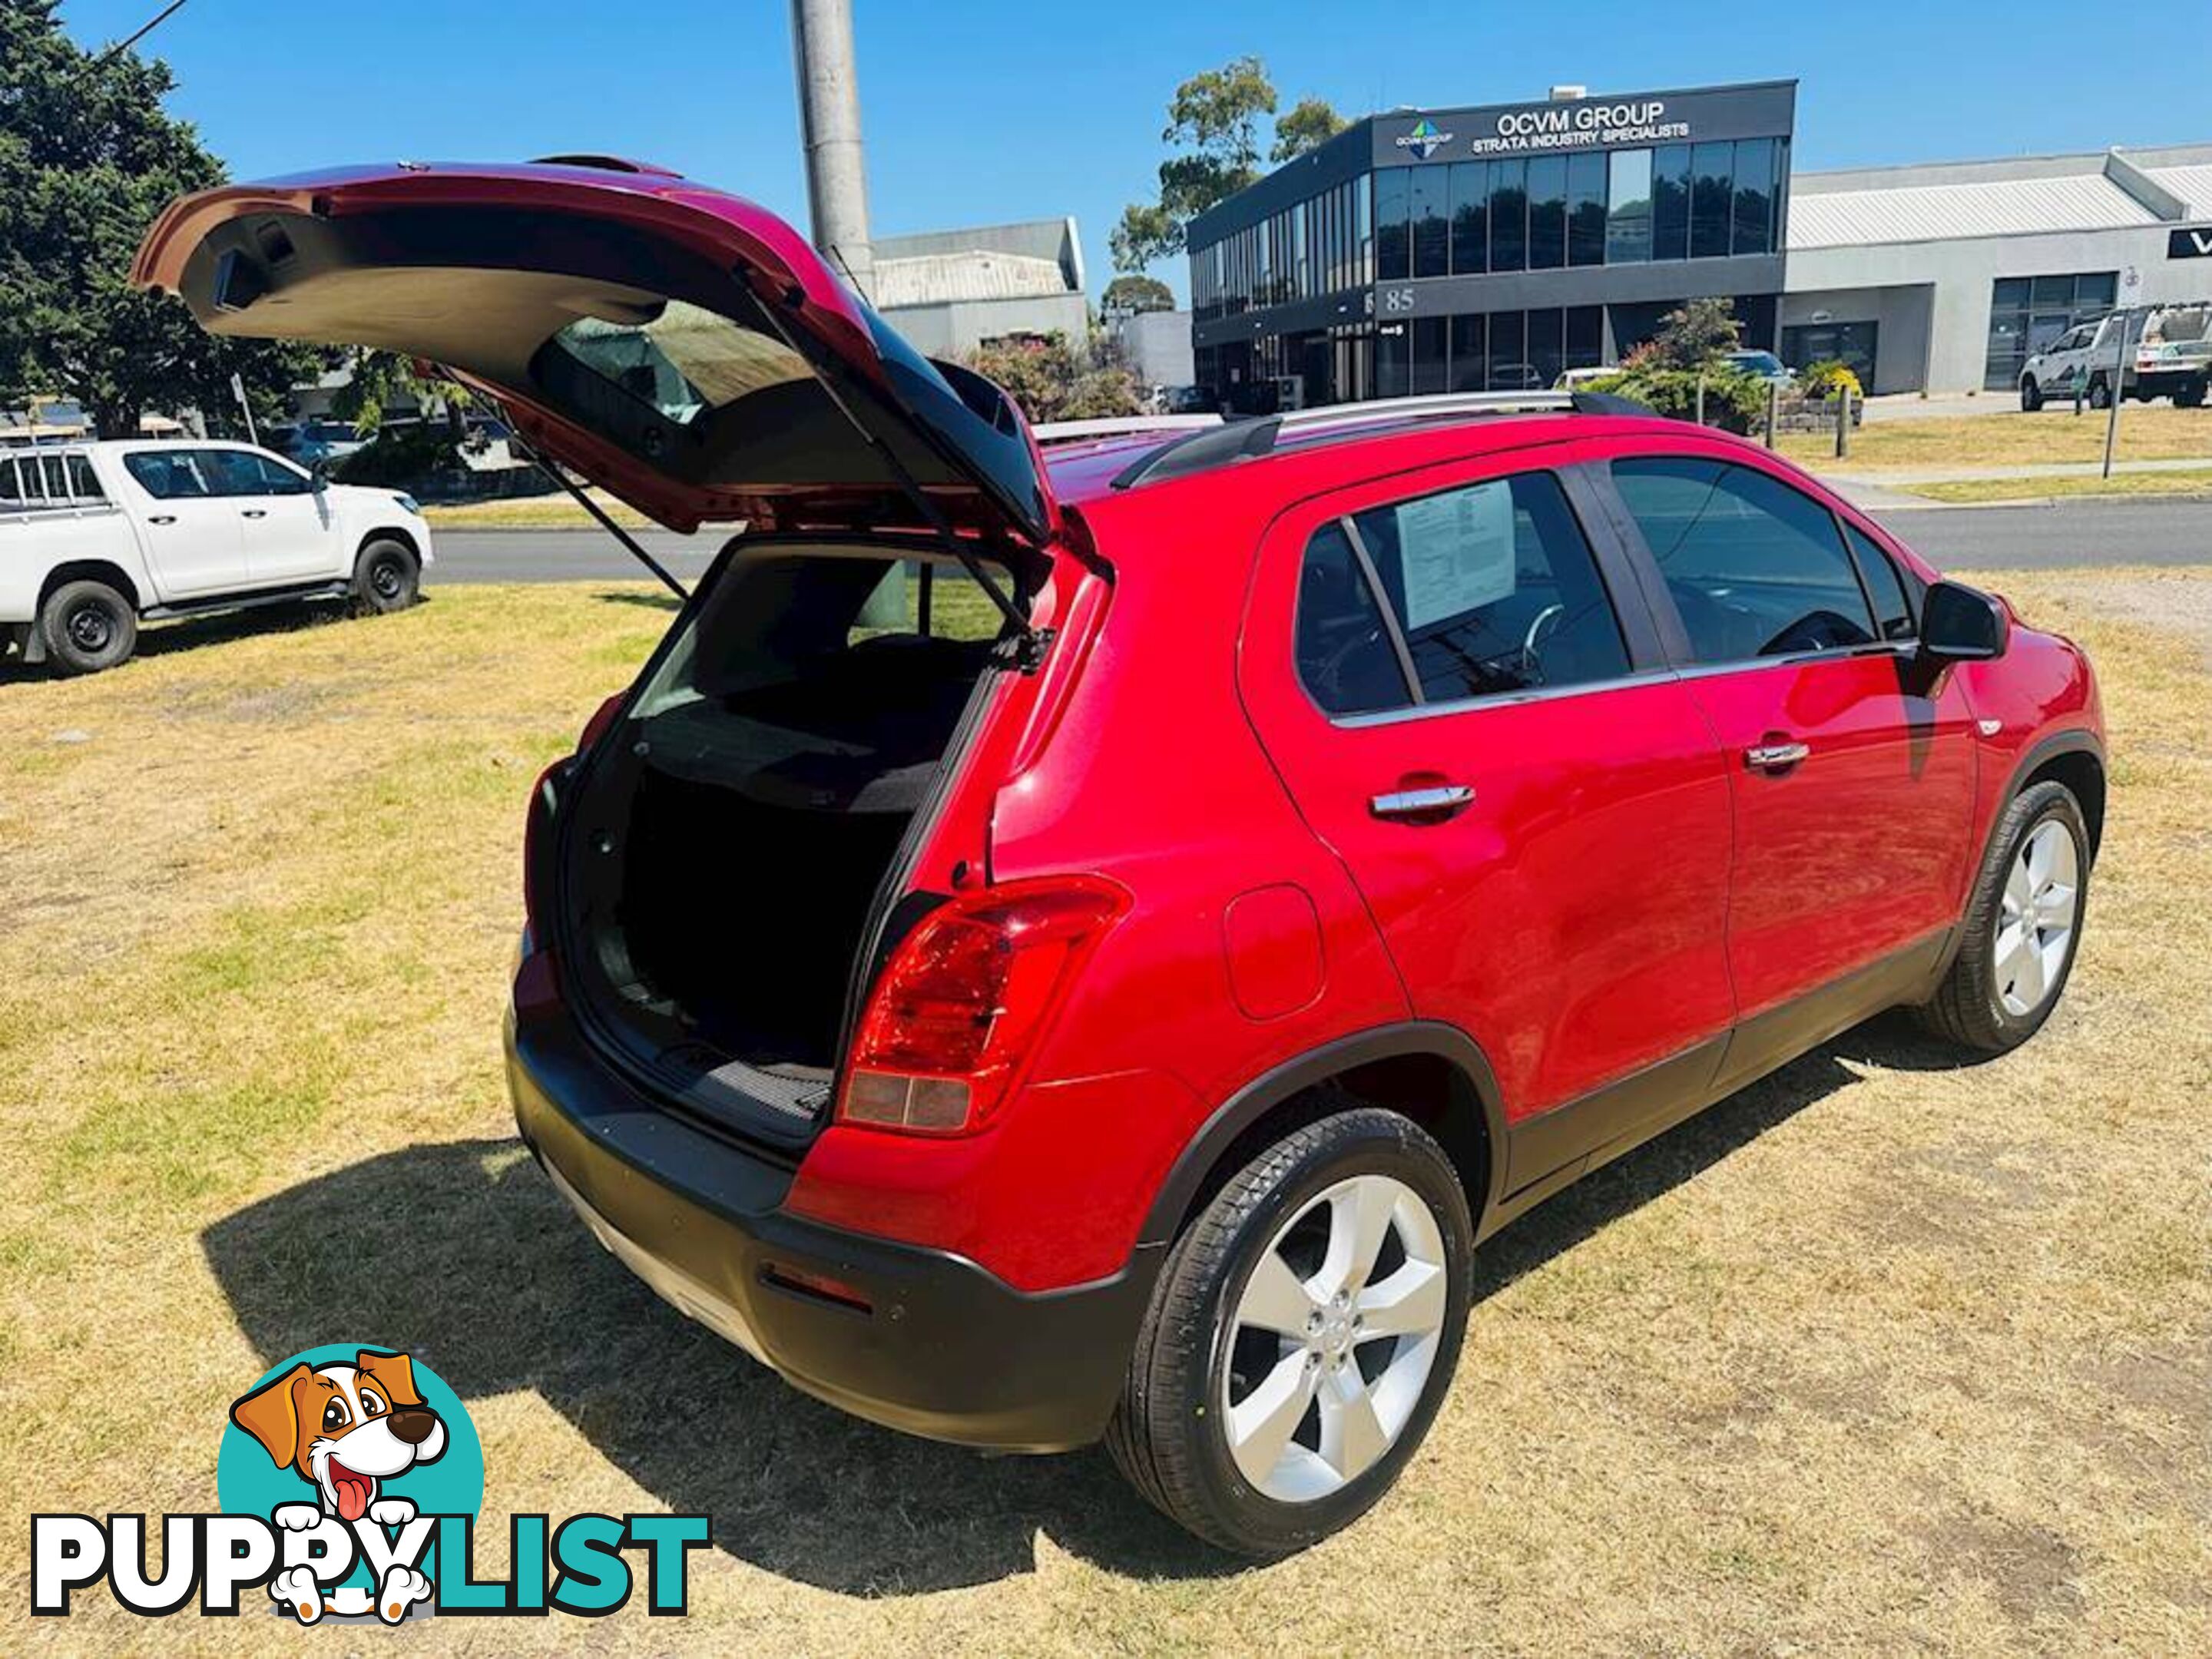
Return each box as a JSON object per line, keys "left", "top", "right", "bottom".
{"left": 1335, "top": 137, "right": 1783, "bottom": 286}
{"left": 1185, "top": 108, "right": 1790, "bottom": 409}
{"left": 1983, "top": 271, "right": 2118, "bottom": 390}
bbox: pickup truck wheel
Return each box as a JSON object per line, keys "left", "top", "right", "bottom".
{"left": 1912, "top": 780, "right": 2089, "bottom": 1054}
{"left": 352, "top": 539, "right": 420, "bottom": 617}
{"left": 2018, "top": 376, "right": 2043, "bottom": 412}
{"left": 38, "top": 579, "right": 137, "bottom": 675}
{"left": 2087, "top": 376, "right": 2114, "bottom": 411}
{"left": 2177, "top": 377, "right": 2207, "bottom": 410}
{"left": 1106, "top": 1101, "right": 1472, "bottom": 1556}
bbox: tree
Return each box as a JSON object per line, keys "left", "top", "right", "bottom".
{"left": 1271, "top": 96, "right": 1349, "bottom": 162}
{"left": 1625, "top": 297, "right": 1743, "bottom": 372}
{"left": 1591, "top": 300, "right": 1763, "bottom": 432}
{"left": 1113, "top": 58, "right": 1343, "bottom": 273}
{"left": 329, "top": 351, "right": 473, "bottom": 439}
{"left": 965, "top": 333, "right": 1144, "bottom": 424}
{"left": 1101, "top": 275, "right": 1174, "bottom": 317}
{"left": 0, "top": 1, "right": 323, "bottom": 438}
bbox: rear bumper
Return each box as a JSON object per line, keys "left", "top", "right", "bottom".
{"left": 505, "top": 979, "right": 1157, "bottom": 1452}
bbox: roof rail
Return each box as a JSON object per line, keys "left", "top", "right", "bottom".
{"left": 1112, "top": 388, "right": 1650, "bottom": 489}
{"left": 1032, "top": 413, "right": 1224, "bottom": 446}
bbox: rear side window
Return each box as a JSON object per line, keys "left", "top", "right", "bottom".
{"left": 124, "top": 449, "right": 218, "bottom": 499}
{"left": 1611, "top": 457, "right": 1877, "bottom": 663}
{"left": 1295, "top": 469, "right": 1631, "bottom": 714}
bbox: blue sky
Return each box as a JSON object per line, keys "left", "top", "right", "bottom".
{"left": 56, "top": 0, "right": 2212, "bottom": 303}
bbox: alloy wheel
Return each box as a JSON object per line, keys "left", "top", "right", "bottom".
{"left": 1995, "top": 820, "right": 2079, "bottom": 1017}
{"left": 1221, "top": 1173, "right": 1448, "bottom": 1503}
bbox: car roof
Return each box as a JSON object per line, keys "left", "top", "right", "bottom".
{"left": 1043, "top": 396, "right": 1696, "bottom": 513}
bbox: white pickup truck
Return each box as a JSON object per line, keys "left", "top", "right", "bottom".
{"left": 2019, "top": 303, "right": 2212, "bottom": 412}
{"left": 2, "top": 439, "right": 432, "bottom": 674}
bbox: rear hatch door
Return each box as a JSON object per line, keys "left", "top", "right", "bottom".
{"left": 131, "top": 161, "right": 1061, "bottom": 555}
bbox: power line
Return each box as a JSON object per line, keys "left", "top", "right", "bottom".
{"left": 96, "top": 0, "right": 191, "bottom": 65}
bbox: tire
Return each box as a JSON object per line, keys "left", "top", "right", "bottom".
{"left": 2018, "top": 376, "right": 2043, "bottom": 412}
{"left": 351, "top": 538, "right": 421, "bottom": 617}
{"left": 38, "top": 579, "right": 137, "bottom": 675}
{"left": 1912, "top": 780, "right": 2090, "bottom": 1054}
{"left": 2177, "top": 377, "right": 2207, "bottom": 410}
{"left": 1106, "top": 1099, "right": 1473, "bottom": 1556}
{"left": 2087, "top": 376, "right": 2113, "bottom": 411}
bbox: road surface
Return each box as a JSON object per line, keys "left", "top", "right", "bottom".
{"left": 425, "top": 497, "right": 2211, "bottom": 586}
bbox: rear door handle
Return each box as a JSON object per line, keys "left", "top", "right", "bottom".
{"left": 147, "top": 514, "right": 177, "bottom": 525}
{"left": 1743, "top": 740, "right": 1811, "bottom": 772}
{"left": 1369, "top": 783, "right": 1476, "bottom": 820}
{"left": 240, "top": 508, "right": 267, "bottom": 518}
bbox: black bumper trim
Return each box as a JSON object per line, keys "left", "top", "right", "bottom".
{"left": 507, "top": 998, "right": 1157, "bottom": 1453}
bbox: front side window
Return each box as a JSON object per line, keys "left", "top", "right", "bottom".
{"left": 1611, "top": 456, "right": 1879, "bottom": 663}
{"left": 1846, "top": 524, "right": 1919, "bottom": 641}
{"left": 1295, "top": 470, "right": 1631, "bottom": 715}
{"left": 213, "top": 452, "right": 311, "bottom": 495}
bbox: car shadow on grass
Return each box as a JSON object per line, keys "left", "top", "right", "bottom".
{"left": 200, "top": 1016, "right": 1963, "bottom": 1594}
{"left": 1, "top": 598, "right": 379, "bottom": 683}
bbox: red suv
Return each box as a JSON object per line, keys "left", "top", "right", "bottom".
{"left": 141, "top": 164, "right": 2105, "bottom": 1555}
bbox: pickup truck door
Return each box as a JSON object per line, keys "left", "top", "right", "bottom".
{"left": 217, "top": 450, "right": 337, "bottom": 584}
{"left": 116, "top": 448, "right": 249, "bottom": 599}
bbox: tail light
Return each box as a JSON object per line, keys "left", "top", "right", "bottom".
{"left": 838, "top": 877, "right": 1129, "bottom": 1135}
{"left": 520, "top": 762, "right": 564, "bottom": 947}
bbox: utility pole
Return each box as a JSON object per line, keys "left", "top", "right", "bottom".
{"left": 790, "top": 0, "right": 875, "bottom": 303}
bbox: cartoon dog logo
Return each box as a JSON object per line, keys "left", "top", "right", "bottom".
{"left": 230, "top": 1349, "right": 445, "bottom": 1624}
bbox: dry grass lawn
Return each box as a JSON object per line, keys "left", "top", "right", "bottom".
{"left": 1910, "top": 469, "right": 2212, "bottom": 505}
{"left": 1775, "top": 403, "right": 2212, "bottom": 471}
{"left": 1, "top": 572, "right": 2207, "bottom": 1654}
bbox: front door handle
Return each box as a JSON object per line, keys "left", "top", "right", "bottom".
{"left": 1370, "top": 783, "right": 1476, "bottom": 820}
{"left": 147, "top": 513, "right": 177, "bottom": 525}
{"left": 240, "top": 508, "right": 267, "bottom": 518}
{"left": 1743, "top": 740, "right": 1811, "bottom": 773}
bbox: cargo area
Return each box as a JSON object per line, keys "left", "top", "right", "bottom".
{"left": 560, "top": 546, "right": 1008, "bottom": 1113}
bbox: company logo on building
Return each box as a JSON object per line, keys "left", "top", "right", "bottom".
{"left": 1395, "top": 118, "right": 1454, "bottom": 160}
{"left": 1471, "top": 98, "right": 1690, "bottom": 155}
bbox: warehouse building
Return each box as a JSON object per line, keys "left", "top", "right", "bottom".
{"left": 1785, "top": 144, "right": 2212, "bottom": 393}
{"left": 871, "top": 217, "right": 1089, "bottom": 359}
{"left": 1184, "top": 80, "right": 2212, "bottom": 406}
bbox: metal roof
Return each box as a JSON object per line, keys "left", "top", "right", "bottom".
{"left": 873, "top": 249, "right": 1072, "bottom": 309}
{"left": 1787, "top": 172, "right": 2159, "bottom": 249}
{"left": 2144, "top": 162, "right": 2212, "bottom": 215}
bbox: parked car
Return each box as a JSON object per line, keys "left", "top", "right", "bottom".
{"left": 2020, "top": 305, "right": 2212, "bottom": 411}
{"left": 0, "top": 439, "right": 430, "bottom": 674}
{"left": 1722, "top": 348, "right": 1796, "bottom": 386}
{"left": 1553, "top": 365, "right": 1618, "bottom": 391}
{"left": 139, "top": 162, "right": 2107, "bottom": 1556}
{"left": 283, "top": 417, "right": 373, "bottom": 466}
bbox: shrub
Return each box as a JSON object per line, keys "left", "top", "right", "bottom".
{"left": 1578, "top": 366, "right": 1770, "bottom": 435}
{"left": 1798, "top": 359, "right": 1864, "bottom": 402}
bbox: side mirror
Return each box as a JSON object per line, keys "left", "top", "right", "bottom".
{"left": 1919, "top": 579, "right": 2009, "bottom": 664}
{"left": 309, "top": 459, "right": 329, "bottom": 491}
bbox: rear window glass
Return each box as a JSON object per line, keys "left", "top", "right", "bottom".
{"left": 545, "top": 300, "right": 813, "bottom": 430}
